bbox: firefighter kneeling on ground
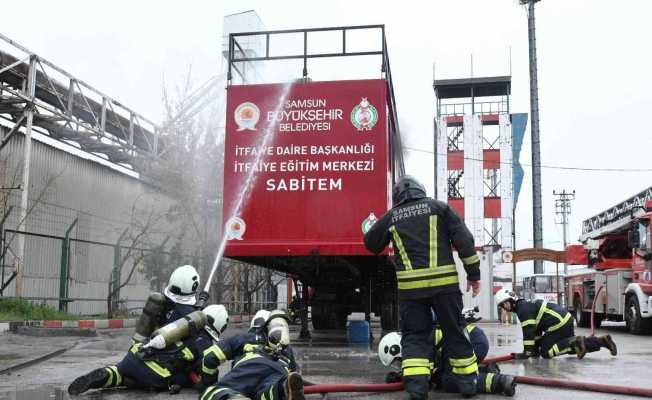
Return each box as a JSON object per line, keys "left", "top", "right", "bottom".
{"left": 364, "top": 175, "right": 481, "bottom": 399}
{"left": 495, "top": 289, "right": 617, "bottom": 359}
{"left": 133, "top": 264, "right": 208, "bottom": 344}
{"left": 68, "top": 304, "right": 229, "bottom": 395}
{"left": 200, "top": 309, "right": 304, "bottom": 400}
{"left": 379, "top": 309, "right": 517, "bottom": 397}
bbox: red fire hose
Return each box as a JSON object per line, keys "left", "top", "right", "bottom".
{"left": 304, "top": 377, "right": 652, "bottom": 397}
{"left": 304, "top": 382, "right": 403, "bottom": 394}
{"left": 481, "top": 354, "right": 515, "bottom": 364}
{"left": 303, "top": 353, "right": 652, "bottom": 397}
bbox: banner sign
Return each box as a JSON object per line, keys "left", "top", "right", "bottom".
{"left": 223, "top": 79, "right": 389, "bottom": 256}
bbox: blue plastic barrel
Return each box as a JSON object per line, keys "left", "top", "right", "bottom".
{"left": 348, "top": 320, "right": 370, "bottom": 343}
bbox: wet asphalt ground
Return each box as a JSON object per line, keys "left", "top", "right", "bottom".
{"left": 1, "top": 320, "right": 651, "bottom": 400}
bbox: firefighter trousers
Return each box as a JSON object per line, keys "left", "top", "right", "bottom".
{"left": 539, "top": 321, "right": 602, "bottom": 358}
{"left": 400, "top": 291, "right": 478, "bottom": 396}
{"left": 200, "top": 357, "right": 288, "bottom": 400}
{"left": 440, "top": 370, "right": 506, "bottom": 394}
{"left": 93, "top": 350, "right": 192, "bottom": 391}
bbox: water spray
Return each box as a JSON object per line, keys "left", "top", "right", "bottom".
{"left": 200, "top": 82, "right": 295, "bottom": 303}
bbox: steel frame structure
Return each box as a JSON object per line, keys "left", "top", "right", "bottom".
{"left": 0, "top": 33, "right": 164, "bottom": 169}
{"left": 225, "top": 25, "right": 405, "bottom": 177}
{"left": 0, "top": 32, "right": 170, "bottom": 296}
{"left": 433, "top": 77, "right": 513, "bottom": 249}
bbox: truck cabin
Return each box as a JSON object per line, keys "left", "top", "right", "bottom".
{"left": 627, "top": 210, "right": 651, "bottom": 255}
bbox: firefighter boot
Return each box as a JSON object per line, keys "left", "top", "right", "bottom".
{"left": 68, "top": 368, "right": 110, "bottom": 395}
{"left": 494, "top": 375, "right": 517, "bottom": 397}
{"left": 570, "top": 336, "right": 587, "bottom": 359}
{"left": 283, "top": 372, "right": 305, "bottom": 400}
{"left": 600, "top": 335, "right": 618, "bottom": 356}
{"left": 457, "top": 374, "right": 478, "bottom": 398}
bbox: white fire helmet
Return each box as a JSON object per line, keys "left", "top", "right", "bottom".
{"left": 250, "top": 310, "right": 271, "bottom": 332}
{"left": 495, "top": 289, "right": 519, "bottom": 308}
{"left": 378, "top": 331, "right": 402, "bottom": 367}
{"left": 266, "top": 310, "right": 291, "bottom": 351}
{"left": 164, "top": 265, "right": 200, "bottom": 305}
{"left": 203, "top": 304, "right": 229, "bottom": 341}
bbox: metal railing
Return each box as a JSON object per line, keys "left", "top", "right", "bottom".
{"left": 439, "top": 100, "right": 508, "bottom": 117}
{"left": 0, "top": 33, "right": 162, "bottom": 170}
{"left": 226, "top": 25, "right": 405, "bottom": 177}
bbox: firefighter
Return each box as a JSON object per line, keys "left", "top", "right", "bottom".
{"left": 200, "top": 310, "right": 305, "bottom": 400}
{"left": 68, "top": 304, "right": 229, "bottom": 395}
{"left": 495, "top": 289, "right": 617, "bottom": 359}
{"left": 133, "top": 264, "right": 204, "bottom": 343}
{"left": 379, "top": 314, "right": 517, "bottom": 396}
{"left": 364, "top": 175, "right": 481, "bottom": 399}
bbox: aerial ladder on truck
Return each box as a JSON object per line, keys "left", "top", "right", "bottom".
{"left": 565, "top": 186, "right": 652, "bottom": 334}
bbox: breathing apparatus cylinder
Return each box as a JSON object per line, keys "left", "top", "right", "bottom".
{"left": 143, "top": 310, "right": 206, "bottom": 350}
{"left": 133, "top": 293, "right": 167, "bottom": 343}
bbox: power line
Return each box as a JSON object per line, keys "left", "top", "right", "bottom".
{"left": 403, "top": 146, "right": 652, "bottom": 172}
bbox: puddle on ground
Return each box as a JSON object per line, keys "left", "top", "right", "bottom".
{"left": 0, "top": 386, "right": 67, "bottom": 400}
{"left": 0, "top": 386, "right": 162, "bottom": 400}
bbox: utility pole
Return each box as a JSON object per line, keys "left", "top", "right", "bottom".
{"left": 521, "top": 0, "right": 544, "bottom": 273}
{"left": 554, "top": 189, "right": 575, "bottom": 275}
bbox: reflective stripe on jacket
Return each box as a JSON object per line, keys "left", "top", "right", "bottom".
{"left": 515, "top": 299, "right": 572, "bottom": 352}
{"left": 364, "top": 197, "right": 480, "bottom": 300}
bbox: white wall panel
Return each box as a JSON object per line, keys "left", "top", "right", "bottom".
{"left": 463, "top": 115, "right": 484, "bottom": 246}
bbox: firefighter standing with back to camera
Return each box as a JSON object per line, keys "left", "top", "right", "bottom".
{"left": 364, "top": 175, "right": 481, "bottom": 399}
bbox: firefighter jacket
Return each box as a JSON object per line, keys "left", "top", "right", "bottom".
{"left": 201, "top": 333, "right": 297, "bottom": 377}
{"left": 514, "top": 299, "right": 572, "bottom": 353}
{"left": 364, "top": 197, "right": 480, "bottom": 300}
{"left": 200, "top": 333, "right": 297, "bottom": 400}
{"left": 129, "top": 331, "right": 215, "bottom": 387}
{"left": 159, "top": 301, "right": 197, "bottom": 328}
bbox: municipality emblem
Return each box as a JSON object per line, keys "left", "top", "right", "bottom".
{"left": 361, "top": 212, "right": 378, "bottom": 234}
{"left": 226, "top": 216, "right": 246, "bottom": 240}
{"left": 351, "top": 97, "right": 378, "bottom": 131}
{"left": 234, "top": 102, "right": 260, "bottom": 131}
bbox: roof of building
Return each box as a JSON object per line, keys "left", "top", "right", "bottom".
{"left": 433, "top": 75, "right": 511, "bottom": 99}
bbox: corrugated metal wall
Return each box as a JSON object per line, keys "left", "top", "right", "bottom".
{"left": 1, "top": 134, "right": 187, "bottom": 315}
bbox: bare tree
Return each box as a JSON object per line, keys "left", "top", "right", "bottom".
{"left": 149, "top": 69, "right": 226, "bottom": 300}
{"left": 106, "top": 200, "right": 167, "bottom": 318}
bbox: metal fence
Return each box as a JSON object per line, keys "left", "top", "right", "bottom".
{"left": 0, "top": 228, "right": 169, "bottom": 315}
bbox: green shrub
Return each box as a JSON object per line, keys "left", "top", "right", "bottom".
{"left": 0, "top": 298, "right": 79, "bottom": 321}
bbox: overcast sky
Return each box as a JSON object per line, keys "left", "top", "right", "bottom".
{"left": 3, "top": 0, "right": 651, "bottom": 276}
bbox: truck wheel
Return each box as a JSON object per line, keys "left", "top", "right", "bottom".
{"left": 574, "top": 296, "right": 591, "bottom": 328}
{"left": 625, "top": 295, "right": 652, "bottom": 335}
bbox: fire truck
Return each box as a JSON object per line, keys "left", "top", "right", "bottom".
{"left": 565, "top": 187, "right": 652, "bottom": 334}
